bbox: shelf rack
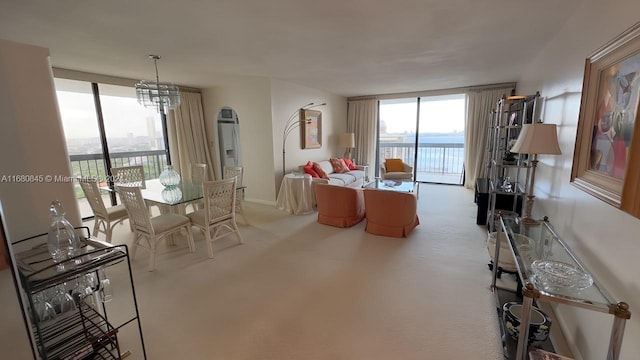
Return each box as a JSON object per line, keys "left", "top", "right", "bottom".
{"left": 12, "top": 227, "right": 146, "bottom": 360}
{"left": 483, "top": 93, "right": 540, "bottom": 231}
{"left": 490, "top": 215, "right": 631, "bottom": 360}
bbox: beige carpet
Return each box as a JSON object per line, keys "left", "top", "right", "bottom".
{"left": 2, "top": 184, "right": 504, "bottom": 359}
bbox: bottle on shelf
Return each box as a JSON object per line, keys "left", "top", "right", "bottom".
{"left": 47, "top": 200, "right": 80, "bottom": 270}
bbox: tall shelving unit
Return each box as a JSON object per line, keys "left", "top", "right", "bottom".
{"left": 12, "top": 228, "right": 146, "bottom": 360}
{"left": 484, "top": 92, "right": 540, "bottom": 231}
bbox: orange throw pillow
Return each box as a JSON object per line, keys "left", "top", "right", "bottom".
{"left": 343, "top": 158, "right": 357, "bottom": 170}
{"left": 303, "top": 161, "right": 319, "bottom": 178}
{"left": 329, "top": 158, "right": 350, "bottom": 173}
{"left": 385, "top": 158, "right": 404, "bottom": 172}
{"left": 313, "top": 162, "right": 330, "bottom": 179}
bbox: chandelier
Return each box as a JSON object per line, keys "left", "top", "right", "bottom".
{"left": 135, "top": 55, "right": 180, "bottom": 111}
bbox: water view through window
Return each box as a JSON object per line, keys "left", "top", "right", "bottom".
{"left": 379, "top": 94, "right": 465, "bottom": 184}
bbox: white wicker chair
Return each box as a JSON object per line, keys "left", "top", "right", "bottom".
{"left": 187, "top": 178, "right": 243, "bottom": 258}
{"left": 188, "top": 163, "right": 208, "bottom": 212}
{"left": 117, "top": 185, "right": 194, "bottom": 271}
{"left": 111, "top": 165, "right": 146, "bottom": 188}
{"left": 223, "top": 166, "right": 247, "bottom": 224}
{"left": 78, "top": 178, "right": 128, "bottom": 243}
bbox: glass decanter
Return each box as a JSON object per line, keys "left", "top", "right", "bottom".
{"left": 47, "top": 200, "right": 79, "bottom": 271}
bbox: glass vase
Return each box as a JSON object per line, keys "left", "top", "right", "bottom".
{"left": 161, "top": 186, "right": 183, "bottom": 204}
{"left": 159, "top": 165, "right": 181, "bottom": 187}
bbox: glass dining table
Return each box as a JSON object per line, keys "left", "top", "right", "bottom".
{"left": 139, "top": 179, "right": 204, "bottom": 206}
{"left": 103, "top": 179, "right": 246, "bottom": 208}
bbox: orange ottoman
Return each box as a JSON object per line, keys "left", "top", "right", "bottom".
{"left": 314, "top": 183, "right": 365, "bottom": 228}
{"left": 363, "top": 188, "right": 419, "bottom": 237}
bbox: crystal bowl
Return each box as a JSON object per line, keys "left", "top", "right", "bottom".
{"left": 531, "top": 260, "right": 593, "bottom": 290}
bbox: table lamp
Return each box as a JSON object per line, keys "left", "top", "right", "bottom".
{"left": 340, "top": 133, "right": 355, "bottom": 159}
{"left": 510, "top": 122, "right": 561, "bottom": 224}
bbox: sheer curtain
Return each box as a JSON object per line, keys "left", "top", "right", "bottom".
{"left": 347, "top": 99, "right": 378, "bottom": 180}
{"left": 463, "top": 87, "right": 513, "bottom": 189}
{"left": 167, "top": 91, "right": 217, "bottom": 182}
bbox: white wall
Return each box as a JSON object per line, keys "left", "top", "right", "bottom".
{"left": 517, "top": 1, "right": 640, "bottom": 359}
{"left": 270, "top": 79, "right": 348, "bottom": 187}
{"left": 201, "top": 76, "right": 274, "bottom": 204}
{"left": 0, "top": 38, "right": 80, "bottom": 358}
{"left": 201, "top": 78, "right": 347, "bottom": 204}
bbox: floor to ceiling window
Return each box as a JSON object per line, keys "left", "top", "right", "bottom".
{"left": 378, "top": 94, "right": 466, "bottom": 185}
{"left": 55, "top": 78, "right": 167, "bottom": 219}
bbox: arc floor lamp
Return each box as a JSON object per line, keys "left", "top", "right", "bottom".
{"left": 282, "top": 102, "right": 326, "bottom": 175}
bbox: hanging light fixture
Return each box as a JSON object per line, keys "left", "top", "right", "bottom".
{"left": 135, "top": 55, "right": 180, "bottom": 111}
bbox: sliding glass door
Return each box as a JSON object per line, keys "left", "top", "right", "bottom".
{"left": 416, "top": 94, "right": 465, "bottom": 184}
{"left": 378, "top": 94, "right": 466, "bottom": 185}
{"left": 378, "top": 98, "right": 418, "bottom": 171}
{"left": 55, "top": 79, "right": 166, "bottom": 218}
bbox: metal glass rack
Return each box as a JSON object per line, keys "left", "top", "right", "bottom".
{"left": 13, "top": 227, "right": 146, "bottom": 360}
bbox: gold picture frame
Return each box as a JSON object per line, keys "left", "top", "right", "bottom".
{"left": 571, "top": 22, "right": 640, "bottom": 217}
{"left": 300, "top": 109, "right": 322, "bottom": 149}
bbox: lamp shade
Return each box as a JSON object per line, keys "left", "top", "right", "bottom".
{"left": 510, "top": 123, "right": 561, "bottom": 155}
{"left": 340, "top": 133, "right": 355, "bottom": 148}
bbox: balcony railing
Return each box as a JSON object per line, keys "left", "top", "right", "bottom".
{"left": 70, "top": 150, "right": 168, "bottom": 183}
{"left": 70, "top": 150, "right": 167, "bottom": 218}
{"left": 379, "top": 142, "right": 464, "bottom": 184}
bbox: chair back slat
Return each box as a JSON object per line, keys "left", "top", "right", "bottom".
{"left": 204, "top": 178, "right": 236, "bottom": 225}
{"left": 112, "top": 165, "right": 146, "bottom": 189}
{"left": 223, "top": 166, "right": 243, "bottom": 186}
{"left": 191, "top": 163, "right": 208, "bottom": 183}
{"left": 78, "top": 178, "right": 108, "bottom": 218}
{"left": 117, "top": 186, "right": 154, "bottom": 236}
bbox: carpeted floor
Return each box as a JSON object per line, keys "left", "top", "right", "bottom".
{"left": 2, "top": 183, "right": 505, "bottom": 359}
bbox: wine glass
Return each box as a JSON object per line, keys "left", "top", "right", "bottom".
{"left": 98, "top": 268, "right": 113, "bottom": 303}
{"left": 53, "top": 284, "right": 76, "bottom": 315}
{"left": 73, "top": 273, "right": 97, "bottom": 305}
{"left": 33, "top": 292, "right": 56, "bottom": 322}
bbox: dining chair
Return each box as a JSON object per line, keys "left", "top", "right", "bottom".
{"left": 78, "top": 178, "right": 129, "bottom": 243}
{"left": 111, "top": 165, "right": 146, "bottom": 189}
{"left": 117, "top": 185, "right": 195, "bottom": 271}
{"left": 223, "top": 166, "right": 247, "bottom": 224}
{"left": 188, "top": 163, "right": 208, "bottom": 212}
{"left": 187, "top": 178, "right": 243, "bottom": 258}
{"left": 191, "top": 163, "right": 208, "bottom": 183}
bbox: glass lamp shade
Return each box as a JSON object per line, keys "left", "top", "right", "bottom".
{"left": 159, "top": 165, "right": 181, "bottom": 187}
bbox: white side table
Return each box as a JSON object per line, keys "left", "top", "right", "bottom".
{"left": 276, "top": 173, "right": 314, "bottom": 215}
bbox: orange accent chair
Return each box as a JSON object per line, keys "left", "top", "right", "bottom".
{"left": 363, "top": 189, "right": 419, "bottom": 237}
{"left": 314, "top": 183, "right": 365, "bottom": 228}
{"left": 380, "top": 158, "right": 413, "bottom": 180}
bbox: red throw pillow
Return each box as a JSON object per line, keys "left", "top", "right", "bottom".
{"left": 343, "top": 158, "right": 357, "bottom": 170}
{"left": 312, "top": 162, "right": 330, "bottom": 179}
{"left": 303, "top": 161, "right": 319, "bottom": 178}
{"left": 329, "top": 158, "right": 350, "bottom": 173}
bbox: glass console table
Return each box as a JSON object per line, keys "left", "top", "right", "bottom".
{"left": 490, "top": 214, "right": 631, "bottom": 360}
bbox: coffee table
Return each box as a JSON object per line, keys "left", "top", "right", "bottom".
{"left": 364, "top": 178, "right": 419, "bottom": 195}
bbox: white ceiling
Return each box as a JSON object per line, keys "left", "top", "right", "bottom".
{"left": 0, "top": 0, "right": 582, "bottom": 97}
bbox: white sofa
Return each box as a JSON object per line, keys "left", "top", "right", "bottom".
{"left": 299, "top": 160, "right": 367, "bottom": 187}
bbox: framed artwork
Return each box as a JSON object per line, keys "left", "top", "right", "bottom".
{"left": 300, "top": 109, "right": 322, "bottom": 149}
{"left": 571, "top": 22, "right": 640, "bottom": 217}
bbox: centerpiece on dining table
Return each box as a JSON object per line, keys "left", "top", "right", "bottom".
{"left": 159, "top": 165, "right": 183, "bottom": 203}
